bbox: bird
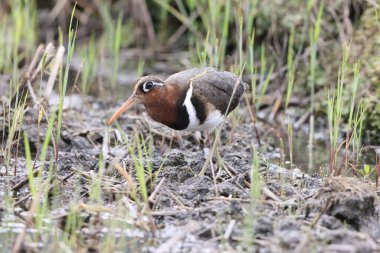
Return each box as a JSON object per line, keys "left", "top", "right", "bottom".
{"left": 108, "top": 67, "right": 247, "bottom": 131}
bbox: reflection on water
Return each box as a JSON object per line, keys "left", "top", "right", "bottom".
{"left": 274, "top": 132, "right": 378, "bottom": 175}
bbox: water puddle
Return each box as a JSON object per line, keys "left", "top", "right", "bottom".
{"left": 286, "top": 132, "right": 378, "bottom": 175}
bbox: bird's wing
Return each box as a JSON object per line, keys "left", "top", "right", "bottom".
{"left": 165, "top": 67, "right": 246, "bottom": 114}
{"left": 186, "top": 68, "right": 246, "bottom": 114}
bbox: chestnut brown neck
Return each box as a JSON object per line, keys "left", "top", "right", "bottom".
{"left": 141, "top": 84, "right": 190, "bottom": 130}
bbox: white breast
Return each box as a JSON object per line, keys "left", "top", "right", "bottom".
{"left": 191, "top": 109, "right": 224, "bottom": 131}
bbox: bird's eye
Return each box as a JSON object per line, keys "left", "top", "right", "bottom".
{"left": 141, "top": 81, "right": 154, "bottom": 93}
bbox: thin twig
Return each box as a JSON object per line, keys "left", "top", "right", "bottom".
{"left": 44, "top": 45, "right": 65, "bottom": 102}
{"left": 11, "top": 166, "right": 43, "bottom": 192}
{"left": 148, "top": 177, "right": 166, "bottom": 203}
{"left": 12, "top": 182, "right": 47, "bottom": 253}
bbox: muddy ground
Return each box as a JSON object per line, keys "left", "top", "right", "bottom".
{"left": 0, "top": 94, "right": 379, "bottom": 253}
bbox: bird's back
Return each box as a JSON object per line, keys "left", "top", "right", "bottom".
{"left": 165, "top": 67, "right": 246, "bottom": 115}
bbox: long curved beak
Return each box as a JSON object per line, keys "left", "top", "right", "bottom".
{"left": 108, "top": 93, "right": 137, "bottom": 125}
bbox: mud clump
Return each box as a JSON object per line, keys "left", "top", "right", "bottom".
{"left": 304, "top": 176, "right": 380, "bottom": 237}
{"left": 178, "top": 176, "right": 213, "bottom": 206}
{"left": 57, "top": 151, "right": 98, "bottom": 173}
{"left": 316, "top": 229, "right": 378, "bottom": 253}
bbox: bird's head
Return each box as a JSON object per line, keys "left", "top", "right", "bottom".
{"left": 107, "top": 76, "right": 165, "bottom": 125}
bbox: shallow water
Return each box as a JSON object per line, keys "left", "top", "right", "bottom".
{"left": 285, "top": 132, "right": 378, "bottom": 175}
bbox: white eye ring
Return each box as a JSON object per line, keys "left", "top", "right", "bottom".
{"left": 141, "top": 81, "right": 164, "bottom": 93}
{"left": 142, "top": 81, "right": 154, "bottom": 92}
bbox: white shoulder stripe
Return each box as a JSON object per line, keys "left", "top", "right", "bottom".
{"left": 182, "top": 83, "right": 200, "bottom": 130}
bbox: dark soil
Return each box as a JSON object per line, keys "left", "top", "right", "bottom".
{"left": 1, "top": 96, "right": 379, "bottom": 252}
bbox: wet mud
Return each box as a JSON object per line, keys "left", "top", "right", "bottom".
{"left": 0, "top": 99, "right": 379, "bottom": 252}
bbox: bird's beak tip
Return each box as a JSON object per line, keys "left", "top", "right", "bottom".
{"left": 107, "top": 95, "right": 137, "bottom": 126}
